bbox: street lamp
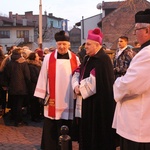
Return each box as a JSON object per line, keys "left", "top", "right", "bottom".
{"left": 39, "top": 0, "right": 43, "bottom": 49}
{"left": 97, "top": 3, "right": 103, "bottom": 17}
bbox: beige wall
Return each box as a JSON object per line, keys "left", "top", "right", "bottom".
{"left": 0, "top": 27, "right": 34, "bottom": 52}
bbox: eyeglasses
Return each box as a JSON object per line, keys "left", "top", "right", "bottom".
{"left": 134, "top": 27, "right": 147, "bottom": 34}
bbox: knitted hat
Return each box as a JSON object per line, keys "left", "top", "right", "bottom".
{"left": 35, "top": 48, "right": 43, "bottom": 58}
{"left": 87, "top": 28, "right": 103, "bottom": 45}
{"left": 55, "top": 30, "right": 70, "bottom": 42}
{"left": 135, "top": 9, "right": 150, "bottom": 23}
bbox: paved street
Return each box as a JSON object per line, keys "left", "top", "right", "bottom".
{"left": 0, "top": 111, "right": 79, "bottom": 150}
{"left": 0, "top": 111, "right": 119, "bottom": 150}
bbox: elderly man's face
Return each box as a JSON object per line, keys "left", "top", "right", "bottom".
{"left": 134, "top": 23, "right": 150, "bottom": 45}
{"left": 85, "top": 40, "right": 98, "bottom": 56}
{"left": 56, "top": 41, "right": 70, "bottom": 54}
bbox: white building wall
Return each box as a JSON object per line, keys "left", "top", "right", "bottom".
{"left": 81, "top": 14, "right": 102, "bottom": 44}
{"left": 0, "top": 27, "right": 34, "bottom": 52}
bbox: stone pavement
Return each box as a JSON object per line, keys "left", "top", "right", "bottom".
{"left": 0, "top": 112, "right": 79, "bottom": 150}
{"left": 0, "top": 111, "right": 119, "bottom": 150}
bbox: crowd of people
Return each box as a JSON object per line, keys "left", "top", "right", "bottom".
{"left": 0, "top": 8, "right": 150, "bottom": 150}
{"left": 0, "top": 45, "right": 55, "bottom": 125}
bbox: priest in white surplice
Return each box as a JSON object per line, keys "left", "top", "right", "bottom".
{"left": 112, "top": 9, "right": 150, "bottom": 150}
{"left": 34, "top": 30, "right": 80, "bottom": 150}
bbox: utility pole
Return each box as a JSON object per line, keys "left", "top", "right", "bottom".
{"left": 39, "top": 0, "right": 42, "bottom": 49}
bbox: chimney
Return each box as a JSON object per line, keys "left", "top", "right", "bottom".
{"left": 16, "top": 13, "right": 18, "bottom": 20}
{"left": 49, "top": 13, "right": 53, "bottom": 16}
{"left": 9, "top": 11, "right": 12, "bottom": 19}
{"left": 25, "top": 11, "right": 33, "bottom": 17}
{"left": 44, "top": 11, "right": 47, "bottom": 16}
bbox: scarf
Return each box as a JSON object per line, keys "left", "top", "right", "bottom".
{"left": 48, "top": 50, "right": 78, "bottom": 118}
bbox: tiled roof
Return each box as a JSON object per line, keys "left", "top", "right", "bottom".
{"left": 101, "top": 0, "right": 150, "bottom": 49}
{"left": 102, "top": 1, "right": 123, "bottom": 9}
{"left": 0, "top": 16, "right": 34, "bottom": 26}
{"left": 0, "top": 16, "right": 13, "bottom": 23}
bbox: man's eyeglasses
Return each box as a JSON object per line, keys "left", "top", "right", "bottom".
{"left": 134, "top": 27, "right": 147, "bottom": 34}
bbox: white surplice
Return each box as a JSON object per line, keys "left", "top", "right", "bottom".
{"left": 72, "top": 69, "right": 96, "bottom": 118}
{"left": 34, "top": 50, "right": 80, "bottom": 120}
{"left": 112, "top": 45, "right": 150, "bottom": 142}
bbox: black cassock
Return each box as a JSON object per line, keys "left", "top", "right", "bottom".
{"left": 77, "top": 48, "right": 116, "bottom": 150}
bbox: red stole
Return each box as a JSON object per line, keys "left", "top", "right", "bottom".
{"left": 48, "top": 51, "right": 78, "bottom": 117}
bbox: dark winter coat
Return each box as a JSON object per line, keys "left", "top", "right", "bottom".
{"left": 27, "top": 60, "right": 41, "bottom": 95}
{"left": 79, "top": 48, "right": 116, "bottom": 150}
{"left": 0, "top": 53, "right": 6, "bottom": 86}
{"left": 4, "top": 54, "right": 30, "bottom": 95}
{"left": 113, "top": 47, "right": 132, "bottom": 79}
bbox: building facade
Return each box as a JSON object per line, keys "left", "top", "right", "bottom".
{"left": 0, "top": 11, "right": 67, "bottom": 52}
{"left": 0, "top": 15, "right": 35, "bottom": 52}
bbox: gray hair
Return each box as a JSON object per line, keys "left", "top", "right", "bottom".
{"left": 136, "top": 23, "right": 150, "bottom": 28}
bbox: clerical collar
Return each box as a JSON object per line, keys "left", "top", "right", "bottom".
{"left": 57, "top": 52, "right": 69, "bottom": 59}
{"left": 141, "top": 40, "right": 150, "bottom": 50}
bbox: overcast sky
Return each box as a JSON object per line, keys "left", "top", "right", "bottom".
{"left": 0, "top": 0, "right": 116, "bottom": 29}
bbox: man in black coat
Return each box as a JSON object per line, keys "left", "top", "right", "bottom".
{"left": 72, "top": 28, "right": 116, "bottom": 150}
{"left": 4, "top": 47, "right": 30, "bottom": 126}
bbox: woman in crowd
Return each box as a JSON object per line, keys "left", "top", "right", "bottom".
{"left": 27, "top": 52, "right": 42, "bottom": 122}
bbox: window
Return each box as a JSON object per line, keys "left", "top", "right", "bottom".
{"left": 50, "top": 21, "right": 53, "bottom": 27}
{"left": 17, "top": 30, "right": 29, "bottom": 38}
{"left": 0, "top": 30, "right": 10, "bottom": 38}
